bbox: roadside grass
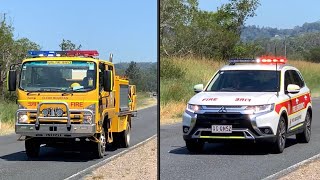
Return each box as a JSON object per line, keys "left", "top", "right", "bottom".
{"left": 137, "top": 92, "right": 157, "bottom": 110}
{"left": 0, "top": 101, "right": 17, "bottom": 135}
{"left": 160, "top": 57, "right": 320, "bottom": 125}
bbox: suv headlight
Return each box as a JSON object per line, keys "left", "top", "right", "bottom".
{"left": 83, "top": 104, "right": 95, "bottom": 124}
{"left": 245, "top": 104, "right": 275, "bottom": 114}
{"left": 186, "top": 104, "right": 202, "bottom": 113}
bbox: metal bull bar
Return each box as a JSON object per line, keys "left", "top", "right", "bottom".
{"left": 36, "top": 102, "right": 71, "bottom": 131}
{"left": 16, "top": 101, "right": 94, "bottom": 132}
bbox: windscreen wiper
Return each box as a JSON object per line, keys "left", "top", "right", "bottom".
{"left": 26, "top": 91, "right": 41, "bottom": 96}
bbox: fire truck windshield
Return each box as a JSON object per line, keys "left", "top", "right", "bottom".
{"left": 206, "top": 70, "right": 280, "bottom": 92}
{"left": 19, "top": 60, "right": 97, "bottom": 92}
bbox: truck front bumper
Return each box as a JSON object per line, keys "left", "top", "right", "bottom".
{"left": 15, "top": 101, "right": 96, "bottom": 138}
{"left": 16, "top": 124, "right": 96, "bottom": 138}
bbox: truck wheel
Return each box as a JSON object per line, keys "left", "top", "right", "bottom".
{"left": 119, "top": 123, "right": 131, "bottom": 148}
{"left": 296, "top": 111, "right": 311, "bottom": 143}
{"left": 272, "top": 117, "right": 286, "bottom": 154}
{"left": 93, "top": 128, "right": 106, "bottom": 159}
{"left": 25, "top": 137, "right": 40, "bottom": 158}
{"left": 185, "top": 139, "right": 204, "bottom": 153}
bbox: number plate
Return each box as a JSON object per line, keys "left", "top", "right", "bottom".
{"left": 212, "top": 125, "right": 232, "bottom": 133}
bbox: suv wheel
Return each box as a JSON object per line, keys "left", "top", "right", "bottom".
{"left": 296, "top": 111, "right": 311, "bottom": 143}
{"left": 185, "top": 139, "right": 204, "bottom": 153}
{"left": 273, "top": 117, "right": 286, "bottom": 154}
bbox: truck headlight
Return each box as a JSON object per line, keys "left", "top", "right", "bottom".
{"left": 42, "top": 109, "right": 49, "bottom": 117}
{"left": 55, "top": 108, "right": 64, "bottom": 117}
{"left": 186, "top": 104, "right": 202, "bottom": 113}
{"left": 18, "top": 114, "right": 28, "bottom": 123}
{"left": 83, "top": 104, "right": 95, "bottom": 124}
{"left": 245, "top": 104, "right": 274, "bottom": 114}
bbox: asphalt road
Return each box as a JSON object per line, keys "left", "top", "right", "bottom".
{"left": 160, "top": 100, "right": 320, "bottom": 180}
{"left": 0, "top": 105, "right": 157, "bottom": 180}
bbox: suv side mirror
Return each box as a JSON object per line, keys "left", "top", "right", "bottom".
{"left": 103, "top": 70, "right": 113, "bottom": 92}
{"left": 194, "top": 84, "right": 204, "bottom": 93}
{"left": 7, "top": 70, "right": 17, "bottom": 91}
{"left": 287, "top": 84, "right": 300, "bottom": 94}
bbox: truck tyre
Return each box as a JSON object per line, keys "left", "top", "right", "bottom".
{"left": 296, "top": 111, "right": 311, "bottom": 143}
{"left": 25, "top": 137, "right": 40, "bottom": 158}
{"left": 272, "top": 116, "right": 286, "bottom": 154}
{"left": 185, "top": 139, "right": 204, "bottom": 153}
{"left": 119, "top": 122, "right": 131, "bottom": 148}
{"left": 93, "top": 128, "right": 106, "bottom": 159}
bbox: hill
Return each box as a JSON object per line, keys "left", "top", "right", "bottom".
{"left": 241, "top": 21, "right": 320, "bottom": 41}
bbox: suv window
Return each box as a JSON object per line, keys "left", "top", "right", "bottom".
{"left": 284, "top": 70, "right": 294, "bottom": 91}
{"left": 289, "top": 70, "right": 305, "bottom": 88}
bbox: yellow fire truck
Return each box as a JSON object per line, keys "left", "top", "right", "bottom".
{"left": 7, "top": 50, "right": 137, "bottom": 158}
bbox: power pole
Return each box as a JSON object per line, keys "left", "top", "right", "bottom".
{"left": 284, "top": 36, "right": 287, "bottom": 58}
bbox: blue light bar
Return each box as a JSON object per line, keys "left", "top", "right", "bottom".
{"left": 28, "top": 51, "right": 67, "bottom": 57}
{"left": 229, "top": 58, "right": 257, "bottom": 64}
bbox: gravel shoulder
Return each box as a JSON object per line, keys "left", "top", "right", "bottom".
{"left": 279, "top": 158, "right": 320, "bottom": 179}
{"left": 84, "top": 137, "right": 157, "bottom": 180}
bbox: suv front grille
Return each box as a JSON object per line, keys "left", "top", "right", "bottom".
{"left": 196, "top": 113, "right": 252, "bottom": 129}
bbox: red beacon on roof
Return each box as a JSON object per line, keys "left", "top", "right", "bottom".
{"left": 256, "top": 56, "right": 287, "bottom": 64}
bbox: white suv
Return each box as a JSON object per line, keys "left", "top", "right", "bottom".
{"left": 183, "top": 57, "right": 312, "bottom": 153}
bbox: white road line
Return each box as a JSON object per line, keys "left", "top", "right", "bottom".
{"left": 263, "top": 153, "right": 320, "bottom": 180}
{"left": 168, "top": 146, "right": 186, "bottom": 153}
{"left": 64, "top": 134, "right": 157, "bottom": 180}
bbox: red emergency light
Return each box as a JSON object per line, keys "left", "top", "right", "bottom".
{"left": 257, "top": 56, "right": 287, "bottom": 64}
{"left": 66, "top": 50, "right": 99, "bottom": 57}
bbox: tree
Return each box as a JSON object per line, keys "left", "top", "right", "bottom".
{"left": 125, "top": 61, "right": 141, "bottom": 90}
{"left": 160, "top": 0, "right": 260, "bottom": 59}
{"left": 59, "top": 39, "right": 81, "bottom": 51}
{"left": 0, "top": 15, "right": 40, "bottom": 100}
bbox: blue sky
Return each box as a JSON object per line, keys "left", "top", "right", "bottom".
{"left": 0, "top": 0, "right": 157, "bottom": 63}
{"left": 199, "top": 0, "right": 320, "bottom": 29}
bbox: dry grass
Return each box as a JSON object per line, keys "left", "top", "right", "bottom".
{"left": 160, "top": 57, "right": 320, "bottom": 125}
{"left": 0, "top": 122, "right": 14, "bottom": 136}
{"left": 160, "top": 101, "right": 186, "bottom": 124}
{"left": 279, "top": 159, "right": 320, "bottom": 180}
{"left": 85, "top": 138, "right": 157, "bottom": 180}
{"left": 137, "top": 92, "right": 157, "bottom": 110}
{"left": 290, "top": 60, "right": 320, "bottom": 95}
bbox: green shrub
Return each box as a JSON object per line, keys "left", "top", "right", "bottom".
{"left": 160, "top": 58, "right": 185, "bottom": 80}
{"left": 0, "top": 101, "right": 17, "bottom": 123}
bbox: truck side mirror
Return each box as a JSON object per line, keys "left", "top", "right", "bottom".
{"left": 7, "top": 70, "right": 17, "bottom": 91}
{"left": 194, "top": 84, "right": 204, "bottom": 93}
{"left": 103, "top": 70, "right": 113, "bottom": 92}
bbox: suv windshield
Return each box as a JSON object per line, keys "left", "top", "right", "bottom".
{"left": 206, "top": 70, "right": 280, "bottom": 92}
{"left": 19, "top": 60, "right": 96, "bottom": 92}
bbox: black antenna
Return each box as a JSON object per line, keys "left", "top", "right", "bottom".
{"left": 276, "top": 62, "right": 279, "bottom": 97}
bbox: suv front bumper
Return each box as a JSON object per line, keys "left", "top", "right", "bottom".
{"left": 182, "top": 110, "right": 279, "bottom": 143}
